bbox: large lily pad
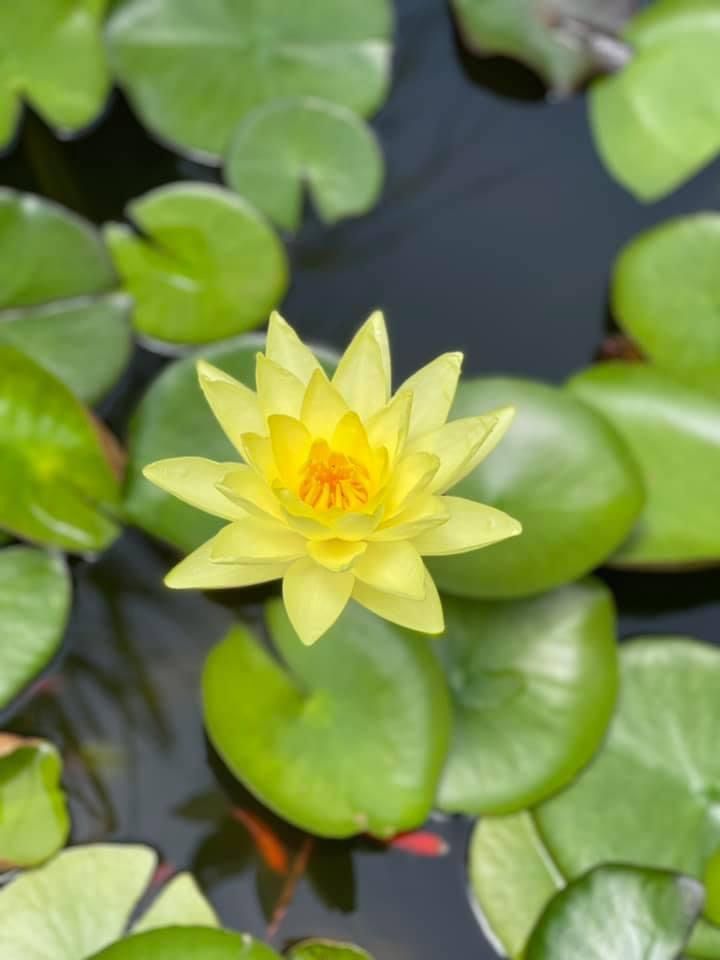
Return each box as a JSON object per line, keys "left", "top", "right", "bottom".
{"left": 436, "top": 579, "right": 618, "bottom": 815}
{"left": 0, "top": 735, "right": 69, "bottom": 868}
{"left": 0, "top": 345, "right": 121, "bottom": 552}
{"left": 526, "top": 865, "right": 703, "bottom": 960}
{"left": 288, "top": 944, "right": 373, "bottom": 960}
{"left": 225, "top": 98, "right": 384, "bottom": 231}
{"left": 0, "top": 0, "right": 110, "bottom": 150}
{"left": 0, "top": 546, "right": 70, "bottom": 709}
{"left": 591, "top": 0, "right": 720, "bottom": 201}
{"left": 569, "top": 363, "right": 720, "bottom": 568}
{"left": 89, "top": 928, "right": 263, "bottom": 960}
{"left": 106, "top": 0, "right": 393, "bottom": 159}
{"left": 203, "top": 601, "right": 451, "bottom": 838}
{"left": 612, "top": 215, "right": 720, "bottom": 396}
{"left": 104, "top": 184, "right": 288, "bottom": 346}
{"left": 429, "top": 377, "right": 644, "bottom": 597}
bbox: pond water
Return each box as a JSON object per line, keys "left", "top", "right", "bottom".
{"left": 3, "top": 0, "right": 720, "bottom": 956}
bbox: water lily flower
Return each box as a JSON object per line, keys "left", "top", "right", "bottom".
{"left": 144, "top": 312, "right": 521, "bottom": 645}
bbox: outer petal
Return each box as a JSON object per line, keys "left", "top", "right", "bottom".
{"left": 301, "top": 368, "right": 349, "bottom": 438}
{"left": 383, "top": 451, "right": 440, "bottom": 516}
{"left": 308, "top": 538, "right": 367, "bottom": 572}
{"left": 268, "top": 415, "right": 312, "bottom": 486}
{"left": 197, "top": 360, "right": 265, "bottom": 454}
{"left": 398, "top": 352, "right": 463, "bottom": 439}
{"left": 454, "top": 405, "right": 516, "bottom": 481}
{"left": 256, "top": 353, "right": 305, "bottom": 419}
{"left": 210, "top": 517, "right": 306, "bottom": 564}
{"left": 165, "top": 534, "right": 287, "bottom": 589}
{"left": 283, "top": 558, "right": 354, "bottom": 645}
{"left": 353, "top": 540, "right": 426, "bottom": 600}
{"left": 366, "top": 389, "right": 412, "bottom": 462}
{"left": 217, "top": 465, "right": 284, "bottom": 521}
{"left": 373, "top": 494, "right": 448, "bottom": 541}
{"left": 241, "top": 433, "right": 278, "bottom": 481}
{"left": 265, "top": 311, "right": 321, "bottom": 384}
{"left": 142, "top": 457, "right": 245, "bottom": 520}
{"left": 332, "top": 312, "right": 390, "bottom": 420}
{"left": 413, "top": 496, "right": 522, "bottom": 556}
{"left": 352, "top": 569, "right": 445, "bottom": 635}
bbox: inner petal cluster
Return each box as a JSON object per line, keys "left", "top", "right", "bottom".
{"left": 299, "top": 440, "right": 370, "bottom": 511}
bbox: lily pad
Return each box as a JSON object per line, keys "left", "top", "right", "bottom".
{"left": 225, "top": 98, "right": 384, "bottom": 232}
{"left": 612, "top": 215, "right": 720, "bottom": 396}
{"left": 106, "top": 0, "right": 393, "bottom": 159}
{"left": 428, "top": 377, "right": 644, "bottom": 597}
{"left": 104, "top": 184, "right": 288, "bottom": 346}
{"left": 288, "top": 944, "right": 373, "bottom": 960}
{"left": 436, "top": 579, "right": 618, "bottom": 816}
{"left": 89, "top": 928, "right": 262, "bottom": 960}
{"left": 0, "top": 0, "right": 110, "bottom": 149}
{"left": 590, "top": 0, "right": 720, "bottom": 201}
{"left": 0, "top": 844, "right": 219, "bottom": 960}
{"left": 0, "top": 546, "right": 70, "bottom": 710}
{"left": 0, "top": 735, "right": 69, "bottom": 868}
{"left": 0, "top": 345, "right": 121, "bottom": 552}
{"left": 569, "top": 363, "right": 720, "bottom": 568}
{"left": 203, "top": 601, "right": 451, "bottom": 838}
{"left": 527, "top": 866, "right": 703, "bottom": 960}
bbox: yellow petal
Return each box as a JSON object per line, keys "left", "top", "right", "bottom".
{"left": 383, "top": 452, "right": 440, "bottom": 516}
{"left": 413, "top": 496, "right": 522, "bottom": 556}
{"left": 268, "top": 415, "right": 312, "bottom": 486}
{"left": 217, "top": 465, "right": 284, "bottom": 521}
{"left": 332, "top": 411, "right": 372, "bottom": 464}
{"left": 165, "top": 534, "right": 287, "bottom": 589}
{"left": 366, "top": 389, "right": 412, "bottom": 462}
{"left": 197, "top": 360, "right": 265, "bottom": 455}
{"left": 283, "top": 558, "right": 354, "bottom": 645}
{"left": 333, "top": 506, "right": 385, "bottom": 541}
{"left": 241, "top": 433, "right": 278, "bottom": 481}
{"left": 398, "top": 352, "right": 463, "bottom": 439}
{"left": 142, "top": 457, "right": 245, "bottom": 520}
{"left": 352, "top": 569, "right": 444, "bottom": 634}
{"left": 265, "top": 311, "right": 321, "bottom": 384}
{"left": 454, "top": 406, "right": 516, "bottom": 482}
{"left": 332, "top": 311, "right": 390, "bottom": 420}
{"left": 307, "top": 538, "right": 368, "bottom": 572}
{"left": 210, "top": 517, "right": 306, "bottom": 564}
{"left": 255, "top": 353, "right": 305, "bottom": 419}
{"left": 353, "top": 540, "right": 426, "bottom": 599}
{"left": 373, "top": 494, "right": 448, "bottom": 541}
{"left": 301, "top": 368, "right": 349, "bottom": 438}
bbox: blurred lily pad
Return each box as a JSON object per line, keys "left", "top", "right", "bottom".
{"left": 429, "top": 377, "right": 644, "bottom": 597}
{"left": 436, "top": 579, "right": 618, "bottom": 815}
{"left": 106, "top": 0, "right": 393, "bottom": 158}
{"left": 288, "top": 944, "right": 373, "bottom": 960}
{"left": 527, "top": 865, "right": 703, "bottom": 960}
{"left": 225, "top": 98, "right": 384, "bottom": 231}
{"left": 203, "top": 601, "right": 451, "bottom": 838}
{"left": 569, "top": 363, "right": 720, "bottom": 568}
{"left": 105, "top": 184, "right": 288, "bottom": 346}
{"left": 612, "top": 215, "right": 720, "bottom": 395}
{"left": 591, "top": 0, "right": 720, "bottom": 201}
{"left": 0, "top": 0, "right": 110, "bottom": 149}
{"left": 0, "top": 546, "right": 70, "bottom": 710}
{"left": 0, "top": 734, "right": 69, "bottom": 868}
{"left": 0, "top": 345, "right": 121, "bottom": 552}
{"left": 89, "top": 928, "right": 251, "bottom": 960}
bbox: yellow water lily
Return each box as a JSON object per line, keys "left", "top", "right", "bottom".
{"left": 144, "top": 312, "right": 521, "bottom": 645}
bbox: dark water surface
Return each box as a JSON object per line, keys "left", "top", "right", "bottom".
{"left": 3, "top": 0, "right": 720, "bottom": 956}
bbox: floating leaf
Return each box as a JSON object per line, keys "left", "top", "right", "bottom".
{"left": 225, "top": 98, "right": 384, "bottom": 231}
{"left": 526, "top": 866, "right": 703, "bottom": 960}
{"left": 436, "top": 580, "right": 618, "bottom": 815}
{"left": 132, "top": 874, "right": 219, "bottom": 933}
{"left": 106, "top": 0, "right": 393, "bottom": 158}
{"left": 0, "top": 346, "right": 121, "bottom": 552}
{"left": 0, "top": 0, "right": 110, "bottom": 149}
{"left": 0, "top": 735, "right": 69, "bottom": 868}
{"left": 591, "top": 0, "right": 720, "bottom": 201}
{"left": 429, "top": 377, "right": 644, "bottom": 597}
{"left": 288, "top": 943, "right": 373, "bottom": 960}
{"left": 203, "top": 602, "right": 451, "bottom": 838}
{"left": 105, "top": 184, "right": 288, "bottom": 346}
{"left": 688, "top": 920, "right": 720, "bottom": 960}
{"left": 612, "top": 215, "right": 720, "bottom": 395}
{"left": 569, "top": 363, "right": 720, "bottom": 568}
{"left": 89, "top": 928, "right": 260, "bottom": 960}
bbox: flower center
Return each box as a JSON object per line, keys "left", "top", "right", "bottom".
{"left": 299, "top": 439, "right": 371, "bottom": 511}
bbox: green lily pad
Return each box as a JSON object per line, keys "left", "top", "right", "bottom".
{"left": 0, "top": 844, "right": 219, "bottom": 960}
{"left": 288, "top": 943, "right": 372, "bottom": 960}
{"left": 0, "top": 345, "right": 121, "bottom": 553}
{"left": 612, "top": 215, "right": 720, "bottom": 396}
{"left": 203, "top": 601, "right": 451, "bottom": 838}
{"left": 0, "top": 0, "right": 110, "bottom": 149}
{"left": 0, "top": 546, "right": 70, "bottom": 710}
{"left": 590, "top": 0, "right": 720, "bottom": 201}
{"left": 569, "top": 363, "right": 720, "bottom": 568}
{"left": 436, "top": 579, "right": 618, "bottom": 816}
{"left": 225, "top": 98, "right": 384, "bottom": 232}
{"left": 89, "top": 928, "right": 259, "bottom": 960}
{"left": 526, "top": 866, "right": 703, "bottom": 960}
{"left": 428, "top": 377, "right": 644, "bottom": 598}
{"left": 104, "top": 184, "right": 288, "bottom": 346}
{"left": 106, "top": 0, "right": 393, "bottom": 159}
{"left": 0, "top": 736, "right": 69, "bottom": 868}
{"left": 688, "top": 921, "right": 720, "bottom": 959}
